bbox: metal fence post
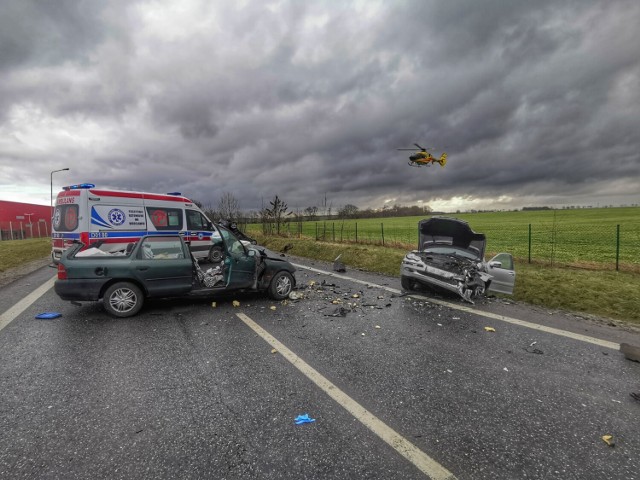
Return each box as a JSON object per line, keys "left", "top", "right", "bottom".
{"left": 355, "top": 222, "right": 358, "bottom": 243}
{"left": 381, "top": 223, "right": 385, "bottom": 246}
{"left": 528, "top": 224, "right": 532, "bottom": 264}
{"left": 616, "top": 224, "right": 620, "bottom": 271}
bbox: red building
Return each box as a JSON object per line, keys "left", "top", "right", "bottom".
{"left": 0, "top": 201, "right": 52, "bottom": 240}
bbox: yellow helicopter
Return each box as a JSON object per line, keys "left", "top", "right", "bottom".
{"left": 398, "top": 143, "right": 447, "bottom": 168}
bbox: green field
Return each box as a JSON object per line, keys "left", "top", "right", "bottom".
{"left": 247, "top": 207, "right": 640, "bottom": 272}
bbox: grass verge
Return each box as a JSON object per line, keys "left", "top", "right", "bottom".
{"left": 0, "top": 238, "right": 51, "bottom": 272}
{"left": 254, "top": 234, "right": 640, "bottom": 326}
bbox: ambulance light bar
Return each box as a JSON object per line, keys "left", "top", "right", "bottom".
{"left": 167, "top": 192, "right": 182, "bottom": 196}
{"left": 63, "top": 183, "right": 96, "bottom": 191}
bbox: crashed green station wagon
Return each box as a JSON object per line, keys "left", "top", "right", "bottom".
{"left": 54, "top": 225, "right": 296, "bottom": 317}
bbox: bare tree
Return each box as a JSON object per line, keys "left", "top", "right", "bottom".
{"left": 304, "top": 206, "right": 318, "bottom": 221}
{"left": 217, "top": 192, "right": 241, "bottom": 222}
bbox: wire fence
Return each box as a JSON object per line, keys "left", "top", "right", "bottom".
{"left": 247, "top": 219, "right": 640, "bottom": 273}
{"left": 0, "top": 220, "right": 50, "bottom": 241}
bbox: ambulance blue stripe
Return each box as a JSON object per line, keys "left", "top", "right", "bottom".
{"left": 90, "top": 208, "right": 112, "bottom": 229}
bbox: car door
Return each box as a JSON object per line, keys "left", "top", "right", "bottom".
{"left": 218, "top": 226, "right": 255, "bottom": 289}
{"left": 486, "top": 253, "right": 516, "bottom": 295}
{"left": 132, "top": 236, "right": 193, "bottom": 297}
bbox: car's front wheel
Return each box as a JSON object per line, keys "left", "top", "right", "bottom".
{"left": 103, "top": 282, "right": 144, "bottom": 318}
{"left": 268, "top": 271, "right": 294, "bottom": 300}
{"left": 401, "top": 275, "right": 415, "bottom": 291}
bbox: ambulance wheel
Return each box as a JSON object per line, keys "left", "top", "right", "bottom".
{"left": 103, "top": 282, "right": 144, "bottom": 318}
{"left": 208, "top": 246, "right": 223, "bottom": 263}
{"left": 268, "top": 271, "right": 294, "bottom": 300}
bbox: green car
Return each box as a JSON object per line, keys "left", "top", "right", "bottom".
{"left": 54, "top": 226, "right": 296, "bottom": 318}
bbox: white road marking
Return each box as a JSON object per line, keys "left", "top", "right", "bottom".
{"left": 292, "top": 263, "right": 620, "bottom": 350}
{"left": 236, "top": 312, "right": 457, "bottom": 480}
{"left": 0, "top": 275, "right": 57, "bottom": 332}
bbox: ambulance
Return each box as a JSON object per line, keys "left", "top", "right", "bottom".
{"left": 51, "top": 184, "right": 222, "bottom": 263}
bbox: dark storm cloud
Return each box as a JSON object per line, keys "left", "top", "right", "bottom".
{"left": 0, "top": 0, "right": 638, "bottom": 211}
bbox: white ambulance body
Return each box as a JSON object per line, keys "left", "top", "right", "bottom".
{"left": 51, "top": 184, "right": 220, "bottom": 262}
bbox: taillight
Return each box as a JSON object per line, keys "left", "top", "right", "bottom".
{"left": 57, "top": 263, "right": 67, "bottom": 280}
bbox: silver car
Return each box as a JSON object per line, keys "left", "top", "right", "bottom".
{"left": 400, "top": 217, "right": 515, "bottom": 303}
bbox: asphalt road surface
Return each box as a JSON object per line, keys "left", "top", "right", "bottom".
{"left": 1, "top": 256, "right": 639, "bottom": 480}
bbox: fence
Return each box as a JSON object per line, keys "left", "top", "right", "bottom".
{"left": 0, "top": 220, "right": 50, "bottom": 241}
{"left": 248, "top": 219, "right": 640, "bottom": 273}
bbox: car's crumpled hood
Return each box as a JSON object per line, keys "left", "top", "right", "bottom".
{"left": 418, "top": 217, "right": 486, "bottom": 259}
{"left": 250, "top": 246, "right": 288, "bottom": 262}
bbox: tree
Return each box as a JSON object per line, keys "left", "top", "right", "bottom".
{"left": 304, "top": 206, "right": 318, "bottom": 221}
{"left": 217, "top": 192, "right": 241, "bottom": 222}
{"left": 263, "top": 195, "right": 291, "bottom": 235}
{"left": 338, "top": 204, "right": 359, "bottom": 219}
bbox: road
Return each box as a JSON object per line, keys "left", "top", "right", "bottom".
{"left": 1, "top": 256, "right": 639, "bottom": 480}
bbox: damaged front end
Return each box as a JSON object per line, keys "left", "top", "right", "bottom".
{"left": 401, "top": 251, "right": 491, "bottom": 303}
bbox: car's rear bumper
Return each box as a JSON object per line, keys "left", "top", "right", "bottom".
{"left": 54, "top": 279, "right": 106, "bottom": 301}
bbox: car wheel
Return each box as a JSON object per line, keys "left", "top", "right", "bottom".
{"left": 103, "top": 282, "right": 144, "bottom": 318}
{"left": 401, "top": 275, "right": 415, "bottom": 291}
{"left": 268, "top": 271, "right": 294, "bottom": 300}
{"left": 208, "top": 246, "right": 223, "bottom": 263}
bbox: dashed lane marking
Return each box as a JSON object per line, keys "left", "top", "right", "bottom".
{"left": 292, "top": 263, "right": 619, "bottom": 350}
{"left": 236, "top": 312, "right": 457, "bottom": 480}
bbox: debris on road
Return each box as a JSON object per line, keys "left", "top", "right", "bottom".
{"left": 620, "top": 343, "right": 640, "bottom": 362}
{"left": 35, "top": 312, "right": 61, "bottom": 320}
{"left": 484, "top": 326, "right": 496, "bottom": 332}
{"left": 630, "top": 392, "right": 640, "bottom": 403}
{"left": 333, "top": 254, "right": 346, "bottom": 272}
{"left": 601, "top": 435, "right": 615, "bottom": 447}
{"left": 294, "top": 413, "right": 316, "bottom": 425}
{"left": 232, "top": 300, "right": 240, "bottom": 307}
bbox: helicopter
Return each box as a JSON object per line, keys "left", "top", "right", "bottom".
{"left": 397, "top": 143, "right": 447, "bottom": 168}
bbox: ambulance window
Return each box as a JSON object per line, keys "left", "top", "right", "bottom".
{"left": 146, "top": 208, "right": 183, "bottom": 230}
{"left": 186, "top": 210, "right": 208, "bottom": 230}
{"left": 53, "top": 205, "right": 79, "bottom": 232}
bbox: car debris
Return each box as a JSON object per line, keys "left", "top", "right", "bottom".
{"left": 400, "top": 217, "right": 516, "bottom": 304}
{"left": 333, "top": 254, "right": 346, "bottom": 272}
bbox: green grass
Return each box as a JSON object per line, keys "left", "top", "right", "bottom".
{"left": 253, "top": 233, "right": 640, "bottom": 326}
{"left": 0, "top": 238, "right": 51, "bottom": 272}
{"left": 247, "top": 207, "right": 640, "bottom": 272}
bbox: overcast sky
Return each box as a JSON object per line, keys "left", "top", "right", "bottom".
{"left": 1, "top": 0, "right": 638, "bottom": 213}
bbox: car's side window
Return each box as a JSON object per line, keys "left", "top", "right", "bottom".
{"left": 491, "top": 253, "right": 513, "bottom": 270}
{"left": 218, "top": 228, "right": 245, "bottom": 256}
{"left": 186, "top": 210, "right": 210, "bottom": 230}
{"left": 139, "top": 237, "right": 185, "bottom": 260}
{"left": 147, "top": 208, "right": 183, "bottom": 230}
